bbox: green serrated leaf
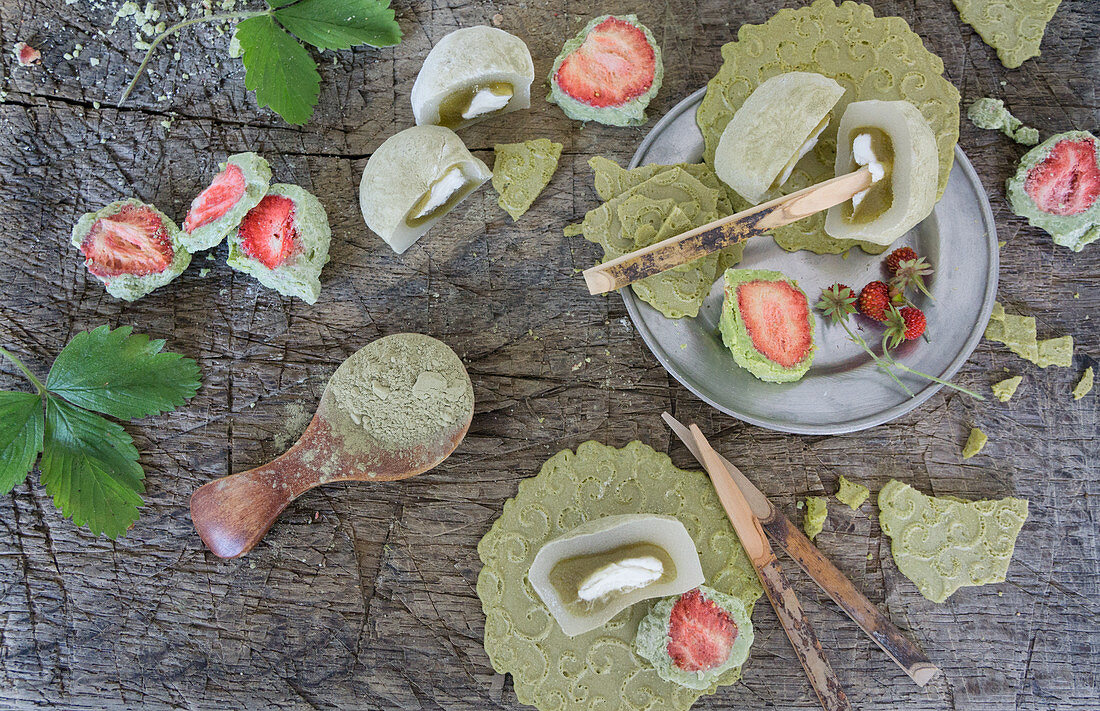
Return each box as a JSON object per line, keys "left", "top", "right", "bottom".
{"left": 274, "top": 0, "right": 401, "bottom": 51}
{"left": 0, "top": 391, "right": 44, "bottom": 494}
{"left": 41, "top": 395, "right": 144, "bottom": 539}
{"left": 236, "top": 14, "right": 322, "bottom": 125}
{"left": 265, "top": 0, "right": 300, "bottom": 8}
{"left": 46, "top": 325, "right": 201, "bottom": 421}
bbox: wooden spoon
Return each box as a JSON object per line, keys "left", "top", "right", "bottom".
{"left": 190, "top": 335, "right": 474, "bottom": 559}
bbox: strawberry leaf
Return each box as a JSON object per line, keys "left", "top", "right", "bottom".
{"left": 46, "top": 325, "right": 201, "bottom": 421}
{"left": 274, "top": 0, "right": 402, "bottom": 51}
{"left": 236, "top": 14, "right": 322, "bottom": 125}
{"left": 264, "top": 0, "right": 299, "bottom": 8}
{"left": 0, "top": 391, "right": 44, "bottom": 494}
{"left": 41, "top": 395, "right": 144, "bottom": 539}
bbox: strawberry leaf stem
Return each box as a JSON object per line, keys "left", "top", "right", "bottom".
{"left": 0, "top": 346, "right": 46, "bottom": 395}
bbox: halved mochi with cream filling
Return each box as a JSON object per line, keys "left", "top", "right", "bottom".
{"left": 360, "top": 125, "right": 491, "bottom": 254}
{"left": 411, "top": 27, "right": 534, "bottom": 131}
{"left": 714, "top": 72, "right": 844, "bottom": 204}
{"left": 825, "top": 99, "right": 938, "bottom": 246}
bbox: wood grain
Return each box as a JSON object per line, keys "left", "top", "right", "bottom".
{"left": 0, "top": 0, "right": 1097, "bottom": 709}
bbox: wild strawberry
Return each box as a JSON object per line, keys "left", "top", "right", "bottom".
{"left": 238, "top": 194, "right": 297, "bottom": 269}
{"left": 666, "top": 589, "right": 739, "bottom": 673}
{"left": 857, "top": 281, "right": 891, "bottom": 321}
{"left": 814, "top": 283, "right": 857, "bottom": 322}
{"left": 884, "top": 246, "right": 918, "bottom": 274}
{"left": 899, "top": 307, "right": 926, "bottom": 339}
{"left": 885, "top": 305, "right": 926, "bottom": 347}
{"left": 891, "top": 256, "right": 935, "bottom": 299}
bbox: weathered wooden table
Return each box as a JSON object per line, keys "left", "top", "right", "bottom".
{"left": 1, "top": 0, "right": 1097, "bottom": 708}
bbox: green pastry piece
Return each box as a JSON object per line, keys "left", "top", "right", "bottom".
{"left": 476, "top": 441, "right": 763, "bottom": 711}
{"left": 967, "top": 98, "right": 1039, "bottom": 145}
{"left": 835, "top": 476, "right": 870, "bottom": 510}
{"left": 492, "top": 139, "right": 563, "bottom": 221}
{"left": 992, "top": 375, "right": 1023, "bottom": 401}
{"left": 1006, "top": 131, "right": 1100, "bottom": 252}
{"left": 1073, "top": 367, "right": 1094, "bottom": 399}
{"left": 569, "top": 167, "right": 734, "bottom": 318}
{"left": 697, "top": 0, "right": 960, "bottom": 255}
{"left": 962, "top": 427, "right": 988, "bottom": 459}
{"left": 70, "top": 198, "right": 192, "bottom": 302}
{"left": 226, "top": 183, "right": 331, "bottom": 304}
{"left": 180, "top": 151, "right": 272, "bottom": 252}
{"left": 952, "top": 0, "right": 1063, "bottom": 69}
{"left": 635, "top": 586, "right": 755, "bottom": 691}
{"left": 803, "top": 496, "right": 828, "bottom": 540}
{"left": 985, "top": 303, "right": 1040, "bottom": 362}
{"left": 1035, "top": 336, "right": 1073, "bottom": 368}
{"left": 878, "top": 479, "right": 1028, "bottom": 603}
{"left": 719, "top": 269, "right": 815, "bottom": 383}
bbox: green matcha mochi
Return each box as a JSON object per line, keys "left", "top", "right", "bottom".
{"left": 180, "top": 151, "right": 271, "bottom": 252}
{"left": 70, "top": 198, "right": 192, "bottom": 302}
{"left": 635, "top": 586, "right": 755, "bottom": 691}
{"left": 719, "top": 269, "right": 816, "bottom": 383}
{"left": 227, "top": 183, "right": 331, "bottom": 304}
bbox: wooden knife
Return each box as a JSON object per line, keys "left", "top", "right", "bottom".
{"left": 665, "top": 412, "right": 940, "bottom": 687}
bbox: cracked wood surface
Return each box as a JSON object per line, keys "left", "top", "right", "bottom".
{"left": 0, "top": 0, "right": 1097, "bottom": 709}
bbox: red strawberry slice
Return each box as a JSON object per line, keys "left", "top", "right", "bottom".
{"left": 554, "top": 18, "right": 656, "bottom": 108}
{"left": 666, "top": 589, "right": 739, "bottom": 673}
{"left": 736, "top": 280, "right": 813, "bottom": 368}
{"left": 80, "top": 204, "right": 174, "bottom": 278}
{"left": 1024, "top": 138, "right": 1100, "bottom": 216}
{"left": 184, "top": 163, "right": 246, "bottom": 233}
{"left": 238, "top": 194, "right": 297, "bottom": 269}
{"left": 14, "top": 42, "right": 41, "bottom": 66}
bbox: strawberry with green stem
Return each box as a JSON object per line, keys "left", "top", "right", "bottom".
{"left": 815, "top": 284, "right": 982, "bottom": 399}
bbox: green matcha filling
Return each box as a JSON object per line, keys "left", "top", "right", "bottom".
{"left": 405, "top": 164, "right": 478, "bottom": 228}
{"left": 952, "top": 0, "right": 1062, "bottom": 69}
{"left": 962, "top": 427, "right": 988, "bottom": 459}
{"left": 548, "top": 542, "right": 676, "bottom": 615}
{"left": 835, "top": 476, "right": 870, "bottom": 510}
{"left": 844, "top": 127, "right": 895, "bottom": 223}
{"left": 437, "top": 81, "right": 514, "bottom": 129}
{"left": 878, "top": 479, "right": 1028, "bottom": 603}
{"left": 1073, "top": 367, "right": 1094, "bottom": 400}
{"left": 492, "top": 139, "right": 563, "bottom": 220}
{"left": 991, "top": 375, "right": 1023, "bottom": 402}
{"left": 967, "top": 98, "right": 1039, "bottom": 145}
{"left": 803, "top": 496, "right": 828, "bottom": 540}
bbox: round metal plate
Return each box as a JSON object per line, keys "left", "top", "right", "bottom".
{"left": 623, "top": 88, "right": 998, "bottom": 434}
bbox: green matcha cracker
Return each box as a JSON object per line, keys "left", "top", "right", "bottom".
{"left": 985, "top": 302, "right": 1073, "bottom": 367}
{"left": 878, "top": 479, "right": 1028, "bottom": 603}
{"left": 803, "top": 496, "right": 828, "bottom": 540}
{"left": 967, "top": 98, "right": 1039, "bottom": 145}
{"left": 952, "top": 0, "right": 1063, "bottom": 68}
{"left": 492, "top": 139, "right": 563, "bottom": 221}
{"left": 962, "top": 427, "right": 988, "bottom": 459}
{"left": 226, "top": 183, "right": 331, "bottom": 304}
{"left": 1036, "top": 336, "right": 1074, "bottom": 368}
{"left": 835, "top": 476, "right": 870, "bottom": 510}
{"left": 1073, "top": 367, "right": 1094, "bottom": 399}
{"left": 696, "top": 0, "right": 960, "bottom": 255}
{"left": 992, "top": 375, "right": 1023, "bottom": 402}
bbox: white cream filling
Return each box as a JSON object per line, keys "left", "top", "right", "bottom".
{"left": 415, "top": 167, "right": 466, "bottom": 219}
{"left": 850, "top": 132, "right": 885, "bottom": 211}
{"left": 576, "top": 556, "right": 663, "bottom": 602}
{"left": 461, "top": 88, "right": 511, "bottom": 120}
{"left": 775, "top": 120, "right": 830, "bottom": 188}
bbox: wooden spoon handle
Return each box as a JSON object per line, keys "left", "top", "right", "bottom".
{"left": 581, "top": 167, "right": 872, "bottom": 295}
{"left": 190, "top": 458, "right": 305, "bottom": 559}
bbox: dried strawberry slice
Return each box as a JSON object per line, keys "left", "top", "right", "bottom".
{"left": 1024, "top": 138, "right": 1100, "bottom": 216}
{"left": 238, "top": 194, "right": 297, "bottom": 269}
{"left": 554, "top": 17, "right": 656, "bottom": 108}
{"left": 736, "top": 280, "right": 814, "bottom": 368}
{"left": 80, "top": 204, "right": 174, "bottom": 277}
{"left": 184, "top": 163, "right": 247, "bottom": 232}
{"left": 666, "top": 589, "right": 739, "bottom": 673}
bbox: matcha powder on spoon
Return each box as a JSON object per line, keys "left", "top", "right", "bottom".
{"left": 329, "top": 333, "right": 474, "bottom": 451}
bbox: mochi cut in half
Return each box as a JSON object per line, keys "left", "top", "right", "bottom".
{"left": 714, "top": 72, "right": 844, "bottom": 204}
{"left": 411, "top": 27, "right": 535, "bottom": 131}
{"left": 359, "top": 125, "right": 492, "bottom": 254}
{"left": 825, "top": 100, "right": 938, "bottom": 247}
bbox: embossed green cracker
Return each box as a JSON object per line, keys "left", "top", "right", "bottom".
{"left": 952, "top": 0, "right": 1063, "bottom": 69}
{"left": 476, "top": 441, "right": 763, "bottom": 711}
{"left": 985, "top": 303, "right": 1074, "bottom": 368}
{"left": 492, "top": 139, "right": 563, "bottom": 221}
{"left": 967, "top": 98, "right": 1039, "bottom": 145}
{"left": 992, "top": 375, "right": 1023, "bottom": 401}
{"left": 803, "top": 496, "right": 828, "bottom": 540}
{"left": 1073, "top": 367, "right": 1094, "bottom": 399}
{"left": 836, "top": 476, "right": 869, "bottom": 510}
{"left": 878, "top": 480, "right": 1028, "bottom": 603}
{"left": 697, "top": 0, "right": 960, "bottom": 255}
{"left": 962, "top": 427, "right": 988, "bottom": 459}
{"left": 569, "top": 166, "right": 738, "bottom": 318}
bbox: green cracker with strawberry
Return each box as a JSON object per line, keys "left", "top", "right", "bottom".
{"left": 719, "top": 269, "right": 816, "bottom": 383}
{"left": 181, "top": 152, "right": 272, "bottom": 252}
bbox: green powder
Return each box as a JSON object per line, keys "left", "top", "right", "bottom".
{"left": 328, "top": 333, "right": 473, "bottom": 451}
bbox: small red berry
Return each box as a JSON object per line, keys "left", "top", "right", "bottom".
{"left": 885, "top": 247, "right": 919, "bottom": 274}
{"left": 899, "top": 306, "right": 926, "bottom": 340}
{"left": 857, "top": 281, "right": 891, "bottom": 322}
